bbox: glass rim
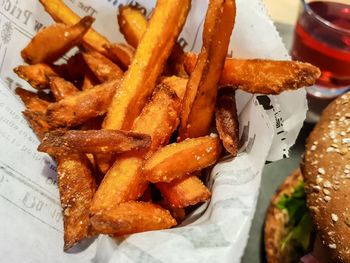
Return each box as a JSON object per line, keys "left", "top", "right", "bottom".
{"left": 301, "top": 0, "right": 350, "bottom": 34}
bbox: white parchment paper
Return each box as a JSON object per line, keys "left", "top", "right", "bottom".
{"left": 0, "top": 0, "right": 307, "bottom": 262}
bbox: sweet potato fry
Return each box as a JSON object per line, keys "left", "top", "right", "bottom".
{"left": 38, "top": 130, "right": 151, "bottom": 155}
{"left": 49, "top": 76, "right": 79, "bottom": 101}
{"left": 91, "top": 77, "right": 187, "bottom": 213}
{"left": 82, "top": 51, "right": 124, "bottom": 82}
{"left": 21, "top": 16, "right": 94, "bottom": 64}
{"left": 104, "top": 43, "right": 135, "bottom": 70}
{"left": 61, "top": 52, "right": 89, "bottom": 81}
{"left": 157, "top": 176, "right": 211, "bottom": 208}
{"left": 81, "top": 70, "right": 99, "bottom": 91}
{"left": 144, "top": 135, "right": 221, "bottom": 183}
{"left": 184, "top": 53, "right": 321, "bottom": 94}
{"left": 46, "top": 78, "right": 121, "bottom": 128}
{"left": 103, "top": 0, "right": 191, "bottom": 131}
{"left": 14, "top": 64, "right": 59, "bottom": 89}
{"left": 215, "top": 87, "right": 239, "bottom": 156}
{"left": 117, "top": 6, "right": 148, "bottom": 48}
{"left": 157, "top": 199, "right": 186, "bottom": 223}
{"left": 179, "top": 0, "right": 236, "bottom": 140}
{"left": 15, "top": 88, "right": 50, "bottom": 114}
{"left": 90, "top": 201, "right": 176, "bottom": 235}
{"left": 23, "top": 110, "right": 54, "bottom": 139}
{"left": 56, "top": 154, "right": 96, "bottom": 250}
{"left": 39, "top": 0, "right": 110, "bottom": 54}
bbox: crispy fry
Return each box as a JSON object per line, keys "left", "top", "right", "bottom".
{"left": 157, "top": 199, "right": 186, "bottom": 223}
{"left": 39, "top": 0, "right": 110, "bottom": 54}
{"left": 215, "top": 87, "right": 239, "bottom": 156}
{"left": 21, "top": 16, "right": 94, "bottom": 64}
{"left": 81, "top": 70, "right": 99, "bottom": 91}
{"left": 91, "top": 77, "right": 187, "bottom": 213}
{"left": 184, "top": 53, "right": 321, "bottom": 94}
{"left": 157, "top": 176, "right": 211, "bottom": 208}
{"left": 168, "top": 43, "right": 188, "bottom": 78}
{"left": 179, "top": 0, "right": 236, "bottom": 140}
{"left": 46, "top": 78, "right": 121, "bottom": 128}
{"left": 103, "top": 0, "right": 191, "bottom": 131}
{"left": 15, "top": 88, "right": 50, "bottom": 114}
{"left": 56, "top": 154, "right": 96, "bottom": 250}
{"left": 104, "top": 43, "right": 135, "bottom": 70}
{"left": 117, "top": 6, "right": 148, "bottom": 48}
{"left": 144, "top": 136, "right": 221, "bottom": 183}
{"left": 23, "top": 110, "right": 54, "bottom": 139}
{"left": 82, "top": 51, "right": 124, "bottom": 82}
{"left": 49, "top": 76, "right": 79, "bottom": 101}
{"left": 38, "top": 130, "right": 151, "bottom": 155}
{"left": 14, "top": 64, "right": 59, "bottom": 89}
{"left": 90, "top": 201, "right": 176, "bottom": 235}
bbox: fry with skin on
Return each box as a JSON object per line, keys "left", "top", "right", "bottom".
{"left": 49, "top": 76, "right": 79, "bottom": 101}
{"left": 90, "top": 201, "right": 176, "bottom": 235}
{"left": 14, "top": 64, "right": 59, "bottom": 89}
{"left": 184, "top": 53, "right": 321, "bottom": 94}
{"left": 21, "top": 16, "right": 94, "bottom": 64}
{"left": 104, "top": 43, "right": 135, "bottom": 70}
{"left": 39, "top": 0, "right": 110, "bottom": 54}
{"left": 117, "top": 6, "right": 148, "bottom": 48}
{"left": 144, "top": 136, "right": 221, "bottom": 183}
{"left": 179, "top": 0, "right": 236, "bottom": 140}
{"left": 23, "top": 110, "right": 54, "bottom": 139}
{"left": 38, "top": 130, "right": 151, "bottom": 155}
{"left": 157, "top": 176, "right": 211, "bottom": 208}
{"left": 90, "top": 77, "right": 187, "bottom": 214}
{"left": 61, "top": 52, "right": 89, "bottom": 81}
{"left": 215, "top": 87, "right": 239, "bottom": 156}
{"left": 15, "top": 88, "right": 50, "bottom": 114}
{"left": 56, "top": 154, "right": 96, "bottom": 250}
{"left": 103, "top": 0, "right": 191, "bottom": 131}
{"left": 82, "top": 51, "right": 124, "bottom": 82}
{"left": 81, "top": 70, "right": 99, "bottom": 91}
{"left": 46, "top": 78, "right": 121, "bottom": 128}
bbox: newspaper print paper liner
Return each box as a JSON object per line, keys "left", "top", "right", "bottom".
{"left": 0, "top": 0, "right": 306, "bottom": 262}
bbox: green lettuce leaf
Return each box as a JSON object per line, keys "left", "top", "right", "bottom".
{"left": 276, "top": 181, "right": 313, "bottom": 251}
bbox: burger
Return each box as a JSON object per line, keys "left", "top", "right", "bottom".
{"left": 264, "top": 92, "right": 350, "bottom": 263}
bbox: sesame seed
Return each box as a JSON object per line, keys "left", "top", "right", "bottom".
{"left": 342, "top": 138, "right": 350, "bottom": 144}
{"left": 324, "top": 196, "right": 331, "bottom": 202}
{"left": 326, "top": 147, "right": 334, "bottom": 152}
{"left": 323, "top": 189, "right": 330, "bottom": 195}
{"left": 324, "top": 181, "right": 332, "bottom": 188}
{"left": 341, "top": 131, "right": 346, "bottom": 136}
{"left": 311, "top": 145, "right": 317, "bottom": 151}
{"left": 209, "top": 133, "right": 218, "bottom": 138}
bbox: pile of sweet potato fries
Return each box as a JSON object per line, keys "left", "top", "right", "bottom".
{"left": 13, "top": 0, "right": 320, "bottom": 250}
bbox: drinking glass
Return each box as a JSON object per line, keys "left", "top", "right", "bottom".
{"left": 291, "top": 0, "right": 350, "bottom": 99}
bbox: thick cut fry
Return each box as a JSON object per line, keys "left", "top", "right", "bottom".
{"left": 215, "top": 87, "right": 239, "bottom": 156}
{"left": 184, "top": 53, "right": 321, "bottom": 94}
{"left": 179, "top": 0, "right": 236, "bottom": 140}
{"left": 61, "top": 52, "right": 89, "bottom": 81}
{"left": 23, "top": 110, "right": 54, "bottom": 139}
{"left": 103, "top": 0, "right": 191, "bottom": 131}
{"left": 104, "top": 43, "right": 135, "bottom": 70}
{"left": 39, "top": 0, "right": 110, "bottom": 54}
{"left": 38, "top": 130, "right": 151, "bottom": 155}
{"left": 56, "top": 154, "right": 96, "bottom": 250}
{"left": 157, "top": 199, "right": 186, "bottom": 224}
{"left": 82, "top": 51, "right": 124, "bottom": 82}
{"left": 144, "top": 135, "right": 221, "bottom": 183}
{"left": 90, "top": 201, "right": 176, "bottom": 235}
{"left": 49, "top": 76, "right": 79, "bottom": 101}
{"left": 117, "top": 6, "right": 148, "bottom": 48}
{"left": 46, "top": 78, "right": 121, "bottom": 128}
{"left": 21, "top": 16, "right": 94, "bottom": 64}
{"left": 157, "top": 176, "right": 211, "bottom": 208}
{"left": 14, "top": 64, "right": 59, "bottom": 89}
{"left": 91, "top": 77, "right": 187, "bottom": 213}
{"left": 15, "top": 88, "right": 50, "bottom": 114}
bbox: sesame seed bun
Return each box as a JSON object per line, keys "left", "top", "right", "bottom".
{"left": 264, "top": 169, "right": 304, "bottom": 263}
{"left": 302, "top": 92, "right": 350, "bottom": 262}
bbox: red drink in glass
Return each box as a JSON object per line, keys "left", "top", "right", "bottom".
{"left": 291, "top": 1, "right": 350, "bottom": 98}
